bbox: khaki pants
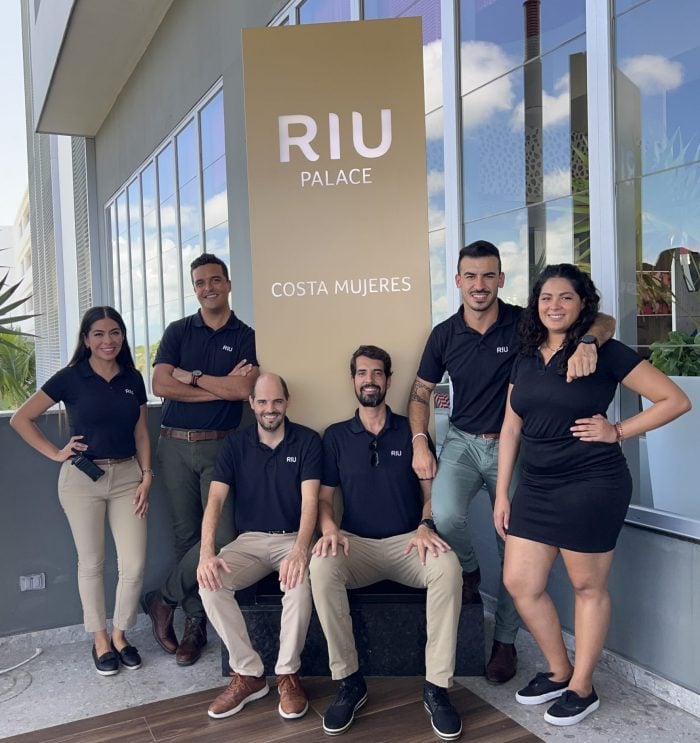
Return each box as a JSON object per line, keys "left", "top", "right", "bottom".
{"left": 58, "top": 458, "right": 147, "bottom": 633}
{"left": 309, "top": 531, "right": 462, "bottom": 688}
{"left": 200, "top": 532, "right": 312, "bottom": 677}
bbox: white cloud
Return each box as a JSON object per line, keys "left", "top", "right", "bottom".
{"left": 510, "top": 73, "right": 570, "bottom": 131}
{"left": 423, "top": 39, "right": 442, "bottom": 114}
{"left": 621, "top": 54, "right": 684, "bottom": 95}
{"left": 461, "top": 41, "right": 517, "bottom": 131}
{"left": 543, "top": 168, "right": 570, "bottom": 200}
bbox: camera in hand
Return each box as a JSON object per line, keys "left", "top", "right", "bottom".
{"left": 71, "top": 453, "right": 105, "bottom": 482}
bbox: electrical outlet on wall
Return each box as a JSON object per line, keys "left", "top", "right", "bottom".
{"left": 19, "top": 573, "right": 46, "bottom": 591}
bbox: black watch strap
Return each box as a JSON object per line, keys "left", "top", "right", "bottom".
{"left": 578, "top": 334, "right": 599, "bottom": 349}
{"left": 419, "top": 518, "right": 436, "bottom": 531}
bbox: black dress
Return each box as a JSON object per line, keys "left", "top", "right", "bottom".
{"left": 507, "top": 340, "right": 642, "bottom": 552}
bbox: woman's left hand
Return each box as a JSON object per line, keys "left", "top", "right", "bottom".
{"left": 133, "top": 481, "right": 150, "bottom": 518}
{"left": 570, "top": 413, "right": 618, "bottom": 443}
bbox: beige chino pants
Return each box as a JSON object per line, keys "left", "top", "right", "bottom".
{"left": 58, "top": 458, "right": 147, "bottom": 633}
{"left": 309, "top": 531, "right": 462, "bottom": 688}
{"left": 200, "top": 532, "right": 312, "bottom": 677}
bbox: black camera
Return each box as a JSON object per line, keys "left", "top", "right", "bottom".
{"left": 71, "top": 453, "right": 105, "bottom": 482}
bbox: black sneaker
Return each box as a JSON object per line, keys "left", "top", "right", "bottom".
{"left": 322, "top": 672, "right": 367, "bottom": 736}
{"left": 544, "top": 688, "right": 600, "bottom": 726}
{"left": 423, "top": 682, "right": 462, "bottom": 741}
{"left": 91, "top": 645, "right": 119, "bottom": 676}
{"left": 515, "top": 672, "right": 570, "bottom": 705}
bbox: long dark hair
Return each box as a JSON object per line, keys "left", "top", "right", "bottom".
{"left": 519, "top": 264, "right": 600, "bottom": 374}
{"left": 67, "top": 306, "right": 136, "bottom": 369}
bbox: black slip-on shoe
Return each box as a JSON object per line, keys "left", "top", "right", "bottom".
{"left": 92, "top": 645, "right": 119, "bottom": 676}
{"left": 515, "top": 671, "right": 570, "bottom": 705}
{"left": 111, "top": 640, "right": 142, "bottom": 670}
{"left": 544, "top": 688, "right": 600, "bottom": 726}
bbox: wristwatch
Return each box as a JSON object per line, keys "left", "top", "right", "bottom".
{"left": 191, "top": 370, "right": 203, "bottom": 387}
{"left": 419, "top": 518, "right": 437, "bottom": 531}
{"left": 578, "top": 334, "right": 599, "bottom": 349}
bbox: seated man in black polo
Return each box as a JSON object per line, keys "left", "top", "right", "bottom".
{"left": 309, "top": 345, "right": 463, "bottom": 740}
{"left": 197, "top": 373, "right": 320, "bottom": 722}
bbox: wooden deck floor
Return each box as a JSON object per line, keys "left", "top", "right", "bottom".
{"left": 4, "top": 677, "right": 542, "bottom": 743}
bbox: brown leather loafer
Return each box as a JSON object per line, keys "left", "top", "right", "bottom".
{"left": 176, "top": 615, "right": 207, "bottom": 666}
{"left": 142, "top": 590, "right": 178, "bottom": 655}
{"left": 461, "top": 567, "right": 482, "bottom": 604}
{"left": 485, "top": 640, "right": 518, "bottom": 684}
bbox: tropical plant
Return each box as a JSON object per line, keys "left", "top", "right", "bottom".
{"left": 648, "top": 330, "right": 700, "bottom": 376}
{"left": 0, "top": 271, "right": 36, "bottom": 350}
{"left": 0, "top": 331, "right": 36, "bottom": 408}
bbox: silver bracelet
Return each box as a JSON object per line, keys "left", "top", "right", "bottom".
{"left": 411, "top": 432, "right": 429, "bottom": 445}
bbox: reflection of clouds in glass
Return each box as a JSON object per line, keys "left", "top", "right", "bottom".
{"left": 428, "top": 169, "right": 445, "bottom": 230}
{"left": 423, "top": 40, "right": 442, "bottom": 114}
{"left": 205, "top": 191, "right": 228, "bottom": 230}
{"left": 543, "top": 168, "right": 570, "bottom": 199}
{"left": 429, "top": 230, "right": 448, "bottom": 324}
{"left": 511, "top": 73, "right": 570, "bottom": 130}
{"left": 461, "top": 41, "right": 516, "bottom": 130}
{"left": 160, "top": 202, "right": 177, "bottom": 229}
{"left": 621, "top": 54, "right": 683, "bottom": 95}
{"left": 499, "top": 238, "right": 528, "bottom": 306}
{"left": 545, "top": 211, "right": 575, "bottom": 265}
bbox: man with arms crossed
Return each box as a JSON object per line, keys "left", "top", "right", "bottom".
{"left": 197, "top": 373, "right": 320, "bottom": 720}
{"left": 409, "top": 241, "right": 615, "bottom": 683}
{"left": 311, "top": 345, "right": 463, "bottom": 740}
{"left": 143, "top": 253, "right": 258, "bottom": 666}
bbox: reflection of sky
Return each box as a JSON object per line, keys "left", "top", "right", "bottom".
{"left": 614, "top": 0, "right": 700, "bottom": 266}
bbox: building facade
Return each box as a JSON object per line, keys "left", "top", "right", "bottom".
{"left": 20, "top": 0, "right": 700, "bottom": 704}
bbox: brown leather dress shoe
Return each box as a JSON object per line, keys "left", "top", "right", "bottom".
{"left": 208, "top": 672, "right": 269, "bottom": 718}
{"left": 276, "top": 673, "right": 309, "bottom": 719}
{"left": 175, "top": 615, "right": 207, "bottom": 666}
{"left": 461, "top": 567, "right": 482, "bottom": 604}
{"left": 485, "top": 640, "right": 518, "bottom": 684}
{"left": 142, "top": 590, "right": 178, "bottom": 654}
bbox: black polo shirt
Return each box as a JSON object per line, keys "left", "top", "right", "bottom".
{"left": 41, "top": 360, "right": 147, "bottom": 459}
{"left": 154, "top": 310, "right": 258, "bottom": 431}
{"left": 212, "top": 419, "right": 322, "bottom": 533}
{"left": 417, "top": 300, "right": 522, "bottom": 434}
{"left": 322, "top": 407, "right": 423, "bottom": 539}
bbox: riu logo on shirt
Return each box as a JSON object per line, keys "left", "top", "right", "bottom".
{"left": 222, "top": 344, "right": 234, "bottom": 352}
{"left": 124, "top": 388, "right": 135, "bottom": 395}
{"left": 391, "top": 450, "right": 402, "bottom": 457}
{"left": 496, "top": 346, "right": 509, "bottom": 354}
{"left": 286, "top": 456, "right": 297, "bottom": 463}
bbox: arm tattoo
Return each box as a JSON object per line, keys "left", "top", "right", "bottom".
{"left": 410, "top": 379, "right": 432, "bottom": 405}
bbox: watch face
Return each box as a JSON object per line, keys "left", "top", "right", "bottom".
{"left": 581, "top": 335, "right": 596, "bottom": 344}
{"left": 192, "top": 370, "right": 203, "bottom": 376}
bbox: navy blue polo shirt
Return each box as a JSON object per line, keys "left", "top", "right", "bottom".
{"left": 41, "top": 360, "right": 147, "bottom": 459}
{"left": 417, "top": 300, "right": 522, "bottom": 434}
{"left": 212, "top": 419, "right": 322, "bottom": 533}
{"left": 154, "top": 310, "right": 258, "bottom": 431}
{"left": 322, "top": 407, "right": 423, "bottom": 539}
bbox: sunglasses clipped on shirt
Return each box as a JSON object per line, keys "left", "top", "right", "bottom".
{"left": 369, "top": 438, "right": 379, "bottom": 467}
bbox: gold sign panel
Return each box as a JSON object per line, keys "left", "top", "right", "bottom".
{"left": 243, "top": 18, "right": 431, "bottom": 431}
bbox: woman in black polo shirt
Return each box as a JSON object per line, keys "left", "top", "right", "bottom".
{"left": 493, "top": 264, "right": 690, "bottom": 726}
{"left": 11, "top": 306, "right": 152, "bottom": 676}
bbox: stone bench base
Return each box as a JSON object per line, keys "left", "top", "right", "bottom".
{"left": 220, "top": 578, "right": 485, "bottom": 677}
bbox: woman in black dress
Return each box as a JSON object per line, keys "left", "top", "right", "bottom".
{"left": 494, "top": 264, "right": 690, "bottom": 726}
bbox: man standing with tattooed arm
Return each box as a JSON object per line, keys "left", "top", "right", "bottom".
{"left": 409, "top": 241, "right": 615, "bottom": 684}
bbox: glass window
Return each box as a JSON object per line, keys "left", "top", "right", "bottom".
{"left": 614, "top": 0, "right": 700, "bottom": 528}
{"left": 142, "top": 162, "right": 163, "bottom": 352}
{"left": 200, "top": 91, "right": 225, "bottom": 169}
{"left": 298, "top": 0, "right": 351, "bottom": 24}
{"left": 460, "top": 0, "right": 585, "bottom": 81}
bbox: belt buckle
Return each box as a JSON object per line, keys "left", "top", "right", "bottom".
{"left": 187, "top": 430, "right": 196, "bottom": 442}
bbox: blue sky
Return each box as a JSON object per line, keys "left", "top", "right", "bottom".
{"left": 0, "top": 1, "right": 28, "bottom": 226}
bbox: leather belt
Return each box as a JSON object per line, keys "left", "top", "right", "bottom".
{"left": 467, "top": 432, "right": 500, "bottom": 440}
{"left": 92, "top": 456, "right": 135, "bottom": 465}
{"left": 160, "top": 427, "right": 231, "bottom": 442}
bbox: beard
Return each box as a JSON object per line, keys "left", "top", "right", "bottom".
{"left": 257, "top": 413, "right": 284, "bottom": 432}
{"left": 355, "top": 384, "right": 386, "bottom": 408}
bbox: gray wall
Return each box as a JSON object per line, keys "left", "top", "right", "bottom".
{"left": 94, "top": 0, "right": 281, "bottom": 324}
{"left": 469, "top": 492, "right": 700, "bottom": 695}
